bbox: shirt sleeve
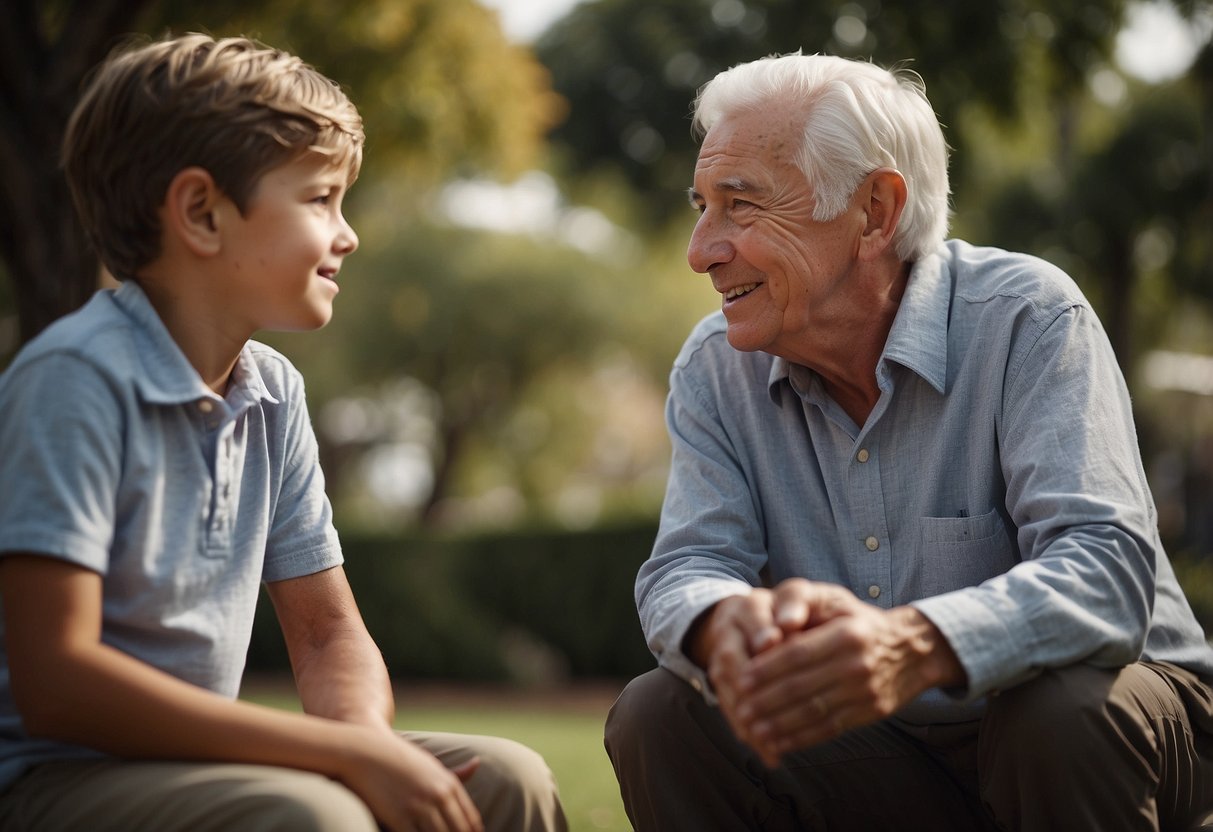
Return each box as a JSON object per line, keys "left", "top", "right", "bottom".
{"left": 636, "top": 342, "right": 765, "bottom": 701}
{"left": 913, "top": 304, "right": 1158, "bottom": 698}
{"left": 261, "top": 365, "right": 342, "bottom": 583}
{"left": 0, "top": 353, "right": 122, "bottom": 572}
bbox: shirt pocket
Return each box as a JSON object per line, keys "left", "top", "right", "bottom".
{"left": 911, "top": 508, "right": 1019, "bottom": 598}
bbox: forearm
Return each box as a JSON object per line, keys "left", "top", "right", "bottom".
{"left": 267, "top": 566, "right": 396, "bottom": 731}
{"left": 291, "top": 625, "right": 394, "bottom": 729}
{"left": 17, "top": 637, "right": 370, "bottom": 777}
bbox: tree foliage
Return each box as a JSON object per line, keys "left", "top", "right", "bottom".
{"left": 0, "top": 0, "right": 561, "bottom": 351}
{"left": 536, "top": 0, "right": 1128, "bottom": 227}
{"left": 980, "top": 82, "right": 1211, "bottom": 363}
{"left": 259, "top": 201, "right": 705, "bottom": 527}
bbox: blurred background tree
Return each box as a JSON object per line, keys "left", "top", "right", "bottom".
{"left": 1, "top": 0, "right": 1211, "bottom": 567}
{"left": 0, "top": 0, "right": 559, "bottom": 344}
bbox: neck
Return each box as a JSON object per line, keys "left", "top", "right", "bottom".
{"left": 137, "top": 272, "right": 245, "bottom": 396}
{"left": 784, "top": 259, "right": 909, "bottom": 428}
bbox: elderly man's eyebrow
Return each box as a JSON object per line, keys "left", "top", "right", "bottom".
{"left": 716, "top": 176, "right": 756, "bottom": 193}
{"left": 687, "top": 177, "right": 768, "bottom": 206}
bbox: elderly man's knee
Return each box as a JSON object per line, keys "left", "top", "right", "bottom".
{"left": 982, "top": 663, "right": 1144, "bottom": 763}
{"left": 605, "top": 669, "right": 699, "bottom": 758}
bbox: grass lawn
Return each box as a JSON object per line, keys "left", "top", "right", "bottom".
{"left": 242, "top": 678, "right": 631, "bottom": 832}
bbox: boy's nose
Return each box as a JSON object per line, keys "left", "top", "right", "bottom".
{"left": 336, "top": 217, "right": 358, "bottom": 254}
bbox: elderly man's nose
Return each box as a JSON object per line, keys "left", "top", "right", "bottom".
{"left": 687, "top": 216, "right": 733, "bottom": 274}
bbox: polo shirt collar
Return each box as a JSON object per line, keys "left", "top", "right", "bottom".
{"left": 113, "top": 280, "right": 278, "bottom": 409}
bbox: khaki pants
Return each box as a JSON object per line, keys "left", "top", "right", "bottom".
{"left": 0, "top": 730, "right": 567, "bottom": 832}
{"left": 605, "top": 662, "right": 1213, "bottom": 831}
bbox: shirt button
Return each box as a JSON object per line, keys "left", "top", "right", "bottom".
{"left": 868, "top": 585, "right": 881, "bottom": 599}
{"left": 865, "top": 536, "right": 879, "bottom": 551}
{"left": 857, "top": 448, "right": 870, "bottom": 463}
{"left": 690, "top": 677, "right": 703, "bottom": 692}
{"left": 198, "top": 400, "right": 214, "bottom": 414}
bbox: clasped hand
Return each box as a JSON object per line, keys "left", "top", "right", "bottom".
{"left": 692, "top": 579, "right": 959, "bottom": 768}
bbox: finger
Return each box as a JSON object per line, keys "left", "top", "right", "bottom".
{"left": 746, "top": 688, "right": 830, "bottom": 744}
{"left": 744, "top": 693, "right": 853, "bottom": 767}
{"left": 706, "top": 621, "right": 749, "bottom": 702}
{"left": 762, "top": 700, "right": 863, "bottom": 762}
{"left": 734, "top": 634, "right": 851, "bottom": 740}
{"left": 728, "top": 589, "right": 785, "bottom": 655}
{"left": 439, "top": 787, "right": 482, "bottom": 832}
{"left": 705, "top": 597, "right": 772, "bottom": 702}
{"left": 455, "top": 784, "right": 484, "bottom": 832}
{"left": 450, "top": 756, "right": 480, "bottom": 782}
{"left": 413, "top": 802, "right": 452, "bottom": 832}
{"left": 740, "top": 625, "right": 834, "bottom": 698}
{"left": 771, "top": 578, "right": 814, "bottom": 633}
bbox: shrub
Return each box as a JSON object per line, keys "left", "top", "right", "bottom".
{"left": 248, "top": 522, "right": 659, "bottom": 683}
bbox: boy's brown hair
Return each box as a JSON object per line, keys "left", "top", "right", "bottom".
{"left": 62, "top": 33, "right": 364, "bottom": 282}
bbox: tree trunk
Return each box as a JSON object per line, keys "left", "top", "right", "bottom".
{"left": 0, "top": 0, "right": 150, "bottom": 353}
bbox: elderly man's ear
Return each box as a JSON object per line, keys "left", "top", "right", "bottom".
{"left": 857, "top": 168, "right": 908, "bottom": 261}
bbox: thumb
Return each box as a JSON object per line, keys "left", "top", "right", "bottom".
{"left": 771, "top": 578, "right": 815, "bottom": 633}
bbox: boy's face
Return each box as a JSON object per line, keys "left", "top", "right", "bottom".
{"left": 220, "top": 151, "right": 358, "bottom": 333}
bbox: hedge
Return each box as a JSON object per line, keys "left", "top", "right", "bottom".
{"left": 247, "top": 522, "right": 661, "bottom": 684}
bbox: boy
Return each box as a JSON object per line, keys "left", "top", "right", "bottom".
{"left": 0, "top": 33, "right": 566, "bottom": 832}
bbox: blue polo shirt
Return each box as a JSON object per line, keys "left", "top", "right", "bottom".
{"left": 0, "top": 280, "right": 343, "bottom": 789}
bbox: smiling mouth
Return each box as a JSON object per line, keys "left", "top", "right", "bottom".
{"left": 724, "top": 282, "right": 759, "bottom": 300}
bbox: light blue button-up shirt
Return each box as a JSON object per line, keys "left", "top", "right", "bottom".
{"left": 640, "top": 239, "right": 1213, "bottom": 726}
{"left": 0, "top": 280, "right": 342, "bottom": 788}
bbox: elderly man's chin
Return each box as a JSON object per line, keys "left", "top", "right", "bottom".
{"left": 724, "top": 322, "right": 770, "bottom": 353}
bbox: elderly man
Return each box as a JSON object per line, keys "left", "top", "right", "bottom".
{"left": 604, "top": 53, "right": 1213, "bottom": 831}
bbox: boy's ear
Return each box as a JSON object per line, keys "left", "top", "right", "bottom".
{"left": 857, "top": 168, "right": 908, "bottom": 262}
{"left": 163, "top": 167, "right": 223, "bottom": 257}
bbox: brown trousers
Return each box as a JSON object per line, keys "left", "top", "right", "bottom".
{"left": 0, "top": 730, "right": 568, "bottom": 832}
{"left": 605, "top": 662, "right": 1213, "bottom": 831}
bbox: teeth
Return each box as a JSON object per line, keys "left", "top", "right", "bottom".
{"left": 725, "top": 282, "right": 758, "bottom": 300}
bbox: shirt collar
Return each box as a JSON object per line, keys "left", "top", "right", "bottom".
{"left": 766, "top": 248, "right": 952, "bottom": 398}
{"left": 878, "top": 249, "right": 950, "bottom": 395}
{"left": 113, "top": 280, "right": 278, "bottom": 410}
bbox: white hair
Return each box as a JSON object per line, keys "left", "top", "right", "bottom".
{"left": 692, "top": 53, "right": 950, "bottom": 262}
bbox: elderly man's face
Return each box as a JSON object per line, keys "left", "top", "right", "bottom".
{"left": 687, "top": 102, "right": 865, "bottom": 361}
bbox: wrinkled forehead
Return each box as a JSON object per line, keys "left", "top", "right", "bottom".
{"left": 697, "top": 103, "right": 805, "bottom": 169}
{"left": 693, "top": 104, "right": 805, "bottom": 191}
